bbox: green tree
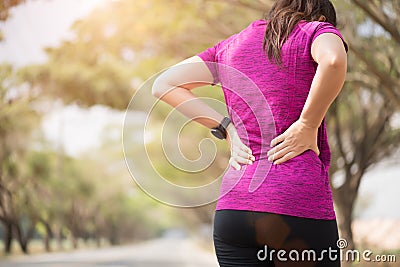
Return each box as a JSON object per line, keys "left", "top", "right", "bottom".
{"left": 0, "top": 1, "right": 43, "bottom": 253}
{"left": 348, "top": 0, "right": 400, "bottom": 106}
{"left": 25, "top": 149, "right": 59, "bottom": 252}
{"left": 328, "top": 82, "right": 400, "bottom": 252}
{"left": 1, "top": 0, "right": 174, "bottom": 254}
{"left": 22, "top": 0, "right": 260, "bottom": 109}
{"left": 81, "top": 125, "right": 174, "bottom": 245}
{"left": 0, "top": 64, "right": 41, "bottom": 254}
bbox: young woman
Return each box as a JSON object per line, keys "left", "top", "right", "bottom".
{"left": 152, "top": 0, "right": 348, "bottom": 266}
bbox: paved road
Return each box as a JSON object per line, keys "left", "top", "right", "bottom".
{"left": 0, "top": 238, "right": 219, "bottom": 267}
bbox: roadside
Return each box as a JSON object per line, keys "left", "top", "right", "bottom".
{"left": 0, "top": 237, "right": 219, "bottom": 267}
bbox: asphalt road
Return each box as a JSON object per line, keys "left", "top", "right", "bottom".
{"left": 0, "top": 238, "right": 219, "bottom": 267}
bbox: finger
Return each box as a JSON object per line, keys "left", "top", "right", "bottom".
{"left": 270, "top": 134, "right": 285, "bottom": 147}
{"left": 267, "top": 141, "right": 289, "bottom": 157}
{"left": 233, "top": 149, "right": 255, "bottom": 161}
{"left": 232, "top": 155, "right": 253, "bottom": 165}
{"left": 229, "top": 158, "right": 241, "bottom": 171}
{"left": 268, "top": 146, "right": 292, "bottom": 162}
{"left": 240, "top": 143, "right": 252, "bottom": 154}
{"left": 273, "top": 151, "right": 298, "bottom": 165}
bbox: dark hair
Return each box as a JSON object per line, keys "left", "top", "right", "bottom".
{"left": 264, "top": 0, "right": 337, "bottom": 65}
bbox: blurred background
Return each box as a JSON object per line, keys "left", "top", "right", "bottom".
{"left": 0, "top": 0, "right": 399, "bottom": 266}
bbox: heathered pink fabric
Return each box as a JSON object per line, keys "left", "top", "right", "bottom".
{"left": 198, "top": 20, "right": 348, "bottom": 220}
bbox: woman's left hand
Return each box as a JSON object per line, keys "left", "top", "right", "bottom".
{"left": 267, "top": 119, "right": 320, "bottom": 165}
{"left": 226, "top": 124, "right": 255, "bottom": 171}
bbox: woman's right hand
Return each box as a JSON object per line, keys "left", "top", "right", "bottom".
{"left": 267, "top": 119, "right": 320, "bottom": 165}
{"left": 226, "top": 124, "right": 255, "bottom": 170}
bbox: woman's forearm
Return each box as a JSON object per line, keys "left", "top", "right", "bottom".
{"left": 152, "top": 80, "right": 225, "bottom": 129}
{"left": 153, "top": 74, "right": 253, "bottom": 169}
{"left": 152, "top": 56, "right": 228, "bottom": 130}
{"left": 299, "top": 59, "right": 347, "bottom": 128}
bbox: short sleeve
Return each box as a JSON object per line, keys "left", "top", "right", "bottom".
{"left": 197, "top": 43, "right": 220, "bottom": 85}
{"left": 312, "top": 22, "right": 348, "bottom": 52}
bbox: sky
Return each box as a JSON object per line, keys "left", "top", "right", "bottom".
{"left": 0, "top": 0, "right": 399, "bottom": 220}
{"left": 0, "top": 0, "right": 105, "bottom": 67}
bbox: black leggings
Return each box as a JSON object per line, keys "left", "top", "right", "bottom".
{"left": 213, "top": 210, "right": 341, "bottom": 267}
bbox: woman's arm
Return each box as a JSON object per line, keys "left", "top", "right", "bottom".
{"left": 268, "top": 33, "right": 347, "bottom": 164}
{"left": 152, "top": 56, "right": 255, "bottom": 170}
{"left": 301, "top": 33, "right": 348, "bottom": 127}
{"left": 152, "top": 56, "right": 224, "bottom": 129}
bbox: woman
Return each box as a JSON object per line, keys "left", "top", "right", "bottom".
{"left": 152, "top": 0, "right": 347, "bottom": 266}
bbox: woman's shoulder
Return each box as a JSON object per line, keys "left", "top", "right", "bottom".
{"left": 251, "top": 19, "right": 267, "bottom": 27}
{"left": 250, "top": 19, "right": 337, "bottom": 29}
{"left": 214, "top": 20, "right": 264, "bottom": 56}
{"left": 298, "top": 20, "right": 340, "bottom": 32}
{"left": 295, "top": 21, "right": 343, "bottom": 42}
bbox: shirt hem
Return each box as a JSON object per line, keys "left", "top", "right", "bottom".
{"left": 215, "top": 204, "right": 336, "bottom": 220}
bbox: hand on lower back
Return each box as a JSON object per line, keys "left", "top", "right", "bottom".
{"left": 227, "top": 125, "right": 255, "bottom": 171}
{"left": 267, "top": 119, "right": 320, "bottom": 165}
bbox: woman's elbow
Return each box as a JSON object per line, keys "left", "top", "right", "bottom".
{"left": 152, "top": 76, "right": 167, "bottom": 98}
{"left": 321, "top": 53, "right": 347, "bottom": 70}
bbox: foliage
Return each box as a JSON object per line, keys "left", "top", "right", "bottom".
{"left": 0, "top": 0, "right": 25, "bottom": 40}
{"left": 0, "top": 63, "right": 41, "bottom": 253}
{"left": 22, "top": 0, "right": 259, "bottom": 109}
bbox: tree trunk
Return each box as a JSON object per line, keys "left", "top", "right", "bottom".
{"left": 14, "top": 224, "right": 28, "bottom": 254}
{"left": 14, "top": 222, "right": 35, "bottom": 254}
{"left": 3, "top": 222, "right": 13, "bottom": 254}
{"left": 108, "top": 224, "right": 119, "bottom": 245}
{"left": 335, "top": 196, "right": 355, "bottom": 249}
{"left": 43, "top": 221, "right": 53, "bottom": 252}
{"left": 56, "top": 227, "right": 63, "bottom": 250}
{"left": 333, "top": 177, "right": 358, "bottom": 267}
{"left": 43, "top": 233, "right": 50, "bottom": 252}
{"left": 334, "top": 172, "right": 362, "bottom": 266}
{"left": 71, "top": 234, "right": 78, "bottom": 249}
{"left": 96, "top": 235, "right": 101, "bottom": 248}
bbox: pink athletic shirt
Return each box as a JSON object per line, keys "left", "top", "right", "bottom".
{"left": 198, "top": 20, "right": 348, "bottom": 220}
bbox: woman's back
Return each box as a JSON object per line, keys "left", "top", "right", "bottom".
{"left": 153, "top": 1, "right": 347, "bottom": 265}
{"left": 198, "top": 19, "right": 347, "bottom": 220}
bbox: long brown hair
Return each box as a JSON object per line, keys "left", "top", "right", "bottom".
{"left": 264, "top": 0, "right": 337, "bottom": 65}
